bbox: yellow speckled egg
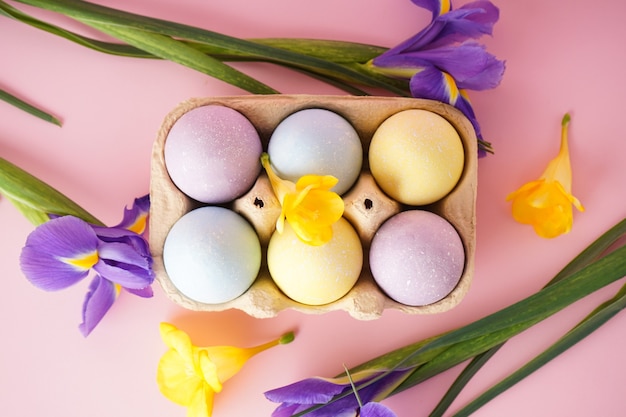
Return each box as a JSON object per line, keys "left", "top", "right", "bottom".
{"left": 267, "top": 218, "right": 363, "bottom": 305}
{"left": 369, "top": 109, "right": 464, "bottom": 205}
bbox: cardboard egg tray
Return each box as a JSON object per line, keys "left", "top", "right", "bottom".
{"left": 149, "top": 95, "right": 477, "bottom": 319}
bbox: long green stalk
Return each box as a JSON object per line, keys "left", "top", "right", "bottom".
{"left": 429, "top": 218, "right": 626, "bottom": 415}
{"left": 0, "top": 157, "right": 102, "bottom": 226}
{"left": 11, "top": 0, "right": 409, "bottom": 95}
{"left": 451, "top": 281, "right": 626, "bottom": 417}
{"left": 0, "top": 88, "right": 61, "bottom": 126}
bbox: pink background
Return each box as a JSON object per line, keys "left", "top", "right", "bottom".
{"left": 2, "top": 0, "right": 625, "bottom": 416}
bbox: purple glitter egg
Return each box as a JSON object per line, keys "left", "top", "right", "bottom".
{"left": 164, "top": 105, "right": 262, "bottom": 203}
{"left": 369, "top": 210, "right": 465, "bottom": 306}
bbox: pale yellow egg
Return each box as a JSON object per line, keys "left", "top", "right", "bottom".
{"left": 267, "top": 218, "right": 363, "bottom": 305}
{"left": 369, "top": 109, "right": 465, "bottom": 205}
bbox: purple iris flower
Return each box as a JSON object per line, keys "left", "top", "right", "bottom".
{"left": 20, "top": 195, "right": 154, "bottom": 336}
{"left": 265, "top": 369, "right": 410, "bottom": 417}
{"left": 371, "top": 0, "right": 505, "bottom": 155}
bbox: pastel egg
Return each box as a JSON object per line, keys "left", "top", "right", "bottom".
{"left": 369, "top": 210, "right": 465, "bottom": 306}
{"left": 163, "top": 206, "right": 261, "bottom": 304}
{"left": 164, "top": 105, "right": 262, "bottom": 203}
{"left": 267, "top": 218, "right": 363, "bottom": 305}
{"left": 267, "top": 108, "right": 363, "bottom": 195}
{"left": 368, "top": 109, "right": 464, "bottom": 205}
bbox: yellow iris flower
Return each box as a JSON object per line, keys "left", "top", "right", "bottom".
{"left": 506, "top": 114, "right": 584, "bottom": 238}
{"left": 156, "top": 322, "right": 294, "bottom": 417}
{"left": 261, "top": 153, "right": 344, "bottom": 246}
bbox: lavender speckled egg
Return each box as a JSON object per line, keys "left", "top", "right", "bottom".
{"left": 164, "top": 105, "right": 262, "bottom": 203}
{"left": 267, "top": 108, "right": 363, "bottom": 195}
{"left": 163, "top": 206, "right": 261, "bottom": 304}
{"left": 369, "top": 210, "right": 465, "bottom": 306}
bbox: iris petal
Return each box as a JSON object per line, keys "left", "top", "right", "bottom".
{"left": 409, "top": 66, "right": 484, "bottom": 140}
{"left": 124, "top": 285, "right": 154, "bottom": 298}
{"left": 411, "top": 0, "right": 449, "bottom": 18}
{"left": 114, "top": 194, "right": 150, "bottom": 234}
{"left": 20, "top": 216, "right": 99, "bottom": 291}
{"left": 266, "top": 370, "right": 411, "bottom": 417}
{"left": 78, "top": 274, "right": 116, "bottom": 337}
{"left": 360, "top": 402, "right": 398, "bottom": 417}
{"left": 430, "top": 2, "right": 499, "bottom": 45}
{"left": 94, "top": 226, "right": 151, "bottom": 258}
{"left": 265, "top": 377, "right": 347, "bottom": 404}
{"left": 409, "top": 66, "right": 456, "bottom": 104}
{"left": 93, "top": 242, "right": 153, "bottom": 289}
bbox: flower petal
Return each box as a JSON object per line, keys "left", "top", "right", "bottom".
{"left": 157, "top": 348, "right": 204, "bottom": 406}
{"left": 114, "top": 194, "right": 150, "bottom": 234}
{"left": 376, "top": 1, "right": 498, "bottom": 58}
{"left": 93, "top": 241, "right": 154, "bottom": 289}
{"left": 408, "top": 66, "right": 484, "bottom": 138}
{"left": 360, "top": 402, "right": 398, "bottom": 417}
{"left": 157, "top": 326, "right": 202, "bottom": 407}
{"left": 78, "top": 274, "right": 117, "bottom": 337}
{"left": 432, "top": 1, "right": 500, "bottom": 45}
{"left": 265, "top": 377, "right": 348, "bottom": 404}
{"left": 296, "top": 175, "right": 339, "bottom": 191}
{"left": 186, "top": 386, "right": 215, "bottom": 417}
{"left": 20, "top": 216, "right": 98, "bottom": 291}
{"left": 94, "top": 226, "right": 151, "bottom": 258}
{"left": 160, "top": 322, "right": 194, "bottom": 358}
{"left": 406, "top": 43, "right": 504, "bottom": 90}
{"left": 409, "top": 66, "right": 459, "bottom": 105}
{"left": 124, "top": 285, "right": 154, "bottom": 298}
{"left": 411, "top": 0, "right": 450, "bottom": 18}
{"left": 198, "top": 349, "right": 223, "bottom": 392}
{"left": 266, "top": 369, "right": 412, "bottom": 417}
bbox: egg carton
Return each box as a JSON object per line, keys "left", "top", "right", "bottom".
{"left": 149, "top": 95, "right": 477, "bottom": 319}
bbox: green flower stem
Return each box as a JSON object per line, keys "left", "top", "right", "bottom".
{"left": 11, "top": 0, "right": 409, "bottom": 95}
{"left": 0, "top": 0, "right": 148, "bottom": 57}
{"left": 428, "top": 344, "right": 503, "bottom": 417}
{"left": 0, "top": 157, "right": 102, "bottom": 226}
{"left": 450, "top": 280, "right": 626, "bottom": 417}
{"left": 84, "top": 20, "right": 278, "bottom": 95}
{"left": 429, "top": 218, "right": 626, "bottom": 416}
{"left": 0, "top": 88, "right": 61, "bottom": 126}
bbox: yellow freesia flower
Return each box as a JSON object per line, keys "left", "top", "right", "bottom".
{"left": 506, "top": 114, "right": 584, "bottom": 238}
{"left": 156, "top": 322, "right": 294, "bottom": 417}
{"left": 261, "top": 153, "right": 344, "bottom": 246}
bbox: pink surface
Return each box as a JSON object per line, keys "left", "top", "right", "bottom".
{"left": 1, "top": 1, "right": 625, "bottom": 416}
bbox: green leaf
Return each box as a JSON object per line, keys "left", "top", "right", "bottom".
{"left": 429, "top": 218, "right": 626, "bottom": 416}
{"left": 0, "top": 88, "right": 61, "bottom": 126}
{"left": 13, "top": 0, "right": 410, "bottom": 95}
{"left": 451, "top": 281, "right": 626, "bottom": 417}
{"left": 83, "top": 20, "right": 278, "bottom": 94}
{"left": 0, "top": 157, "right": 102, "bottom": 226}
{"left": 0, "top": 0, "right": 152, "bottom": 58}
{"left": 3, "top": 194, "right": 50, "bottom": 225}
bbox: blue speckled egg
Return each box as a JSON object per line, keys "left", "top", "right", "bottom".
{"left": 162, "top": 206, "right": 261, "bottom": 304}
{"left": 267, "top": 108, "right": 363, "bottom": 195}
{"left": 164, "top": 105, "right": 262, "bottom": 204}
